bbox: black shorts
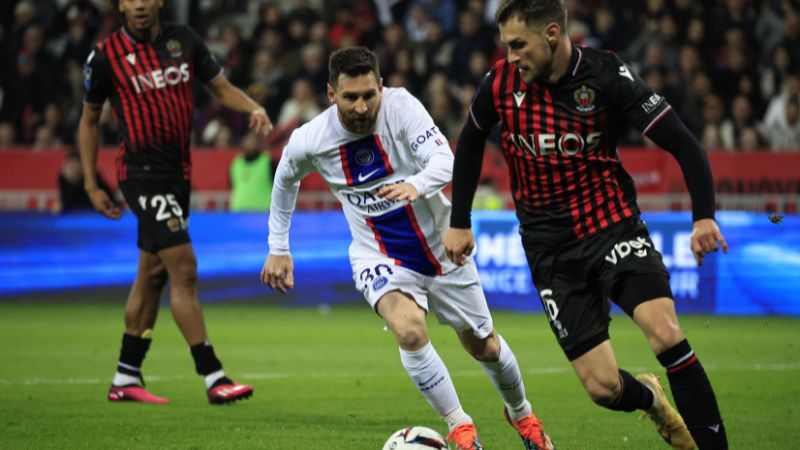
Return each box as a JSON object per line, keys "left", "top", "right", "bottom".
{"left": 119, "top": 178, "right": 191, "bottom": 253}
{"left": 522, "top": 218, "right": 673, "bottom": 361}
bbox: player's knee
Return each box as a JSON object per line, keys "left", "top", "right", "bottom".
{"left": 169, "top": 264, "right": 198, "bottom": 288}
{"left": 584, "top": 376, "right": 621, "bottom": 406}
{"left": 647, "top": 320, "right": 684, "bottom": 353}
{"left": 146, "top": 265, "right": 168, "bottom": 290}
{"left": 392, "top": 324, "right": 428, "bottom": 350}
{"left": 468, "top": 334, "right": 500, "bottom": 362}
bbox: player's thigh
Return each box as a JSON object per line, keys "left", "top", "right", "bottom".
{"left": 353, "top": 259, "right": 428, "bottom": 313}
{"left": 119, "top": 178, "right": 191, "bottom": 253}
{"left": 375, "top": 290, "right": 428, "bottom": 334}
{"left": 426, "top": 258, "right": 493, "bottom": 340}
{"left": 523, "top": 241, "right": 611, "bottom": 362}
{"left": 157, "top": 243, "right": 198, "bottom": 283}
{"left": 134, "top": 248, "right": 167, "bottom": 287}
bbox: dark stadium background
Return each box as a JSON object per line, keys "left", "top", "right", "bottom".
{"left": 0, "top": 0, "right": 797, "bottom": 312}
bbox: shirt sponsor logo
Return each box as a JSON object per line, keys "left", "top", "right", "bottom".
{"left": 509, "top": 131, "right": 602, "bottom": 156}
{"left": 130, "top": 62, "right": 191, "bottom": 94}
{"left": 641, "top": 93, "right": 664, "bottom": 114}
{"left": 604, "top": 236, "right": 652, "bottom": 265}
{"left": 410, "top": 126, "right": 442, "bottom": 151}
{"left": 344, "top": 180, "right": 405, "bottom": 213}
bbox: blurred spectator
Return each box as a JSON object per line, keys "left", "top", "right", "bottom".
{"left": 763, "top": 74, "right": 800, "bottom": 129}
{"left": 760, "top": 44, "right": 795, "bottom": 101}
{"left": 406, "top": 0, "right": 457, "bottom": 34}
{"left": 405, "top": 4, "right": 431, "bottom": 44}
{"left": 296, "top": 43, "right": 329, "bottom": 99}
{"left": 229, "top": 131, "right": 273, "bottom": 212}
{"left": 58, "top": 150, "right": 115, "bottom": 213}
{"left": 32, "top": 124, "right": 61, "bottom": 150}
{"left": 0, "top": 121, "right": 16, "bottom": 147}
{"left": 5, "top": 0, "right": 800, "bottom": 155}
{"left": 739, "top": 126, "right": 764, "bottom": 151}
{"left": 277, "top": 78, "right": 322, "bottom": 127}
{"left": 761, "top": 96, "right": 800, "bottom": 151}
{"left": 0, "top": 50, "right": 56, "bottom": 143}
{"left": 720, "top": 95, "right": 755, "bottom": 150}
{"left": 449, "top": 11, "right": 493, "bottom": 83}
{"left": 246, "top": 48, "right": 290, "bottom": 120}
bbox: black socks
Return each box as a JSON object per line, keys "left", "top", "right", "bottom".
{"left": 190, "top": 341, "right": 223, "bottom": 376}
{"left": 608, "top": 369, "right": 654, "bottom": 412}
{"left": 658, "top": 339, "right": 728, "bottom": 449}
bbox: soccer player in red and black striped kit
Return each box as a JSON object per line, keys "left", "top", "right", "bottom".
{"left": 444, "top": 1, "right": 728, "bottom": 449}
{"left": 79, "top": 0, "right": 272, "bottom": 404}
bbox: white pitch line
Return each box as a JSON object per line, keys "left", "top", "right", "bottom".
{"left": 1, "top": 362, "right": 798, "bottom": 387}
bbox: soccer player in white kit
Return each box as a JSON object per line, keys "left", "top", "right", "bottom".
{"left": 261, "top": 48, "right": 554, "bottom": 450}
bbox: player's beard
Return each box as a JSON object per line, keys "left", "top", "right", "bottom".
{"left": 530, "top": 41, "right": 556, "bottom": 84}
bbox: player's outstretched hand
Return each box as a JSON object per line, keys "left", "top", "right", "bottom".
{"left": 249, "top": 108, "right": 273, "bottom": 138}
{"left": 443, "top": 227, "right": 474, "bottom": 266}
{"left": 377, "top": 182, "right": 419, "bottom": 202}
{"left": 86, "top": 187, "right": 121, "bottom": 219}
{"left": 690, "top": 218, "right": 728, "bottom": 267}
{"left": 261, "top": 253, "right": 294, "bottom": 294}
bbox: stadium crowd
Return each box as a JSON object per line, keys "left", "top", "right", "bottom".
{"left": 0, "top": 0, "right": 799, "bottom": 153}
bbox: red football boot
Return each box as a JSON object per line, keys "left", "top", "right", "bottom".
{"left": 207, "top": 381, "right": 254, "bottom": 404}
{"left": 108, "top": 385, "right": 170, "bottom": 404}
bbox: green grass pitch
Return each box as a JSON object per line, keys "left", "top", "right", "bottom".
{"left": 1, "top": 302, "right": 798, "bottom": 449}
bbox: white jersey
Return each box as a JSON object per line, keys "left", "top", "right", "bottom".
{"left": 268, "top": 87, "right": 459, "bottom": 276}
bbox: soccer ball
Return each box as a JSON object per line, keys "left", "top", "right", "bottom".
{"left": 382, "top": 426, "right": 448, "bottom": 450}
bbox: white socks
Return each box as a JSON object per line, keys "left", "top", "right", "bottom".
{"left": 112, "top": 371, "right": 141, "bottom": 387}
{"left": 399, "top": 342, "right": 472, "bottom": 431}
{"left": 204, "top": 369, "right": 226, "bottom": 389}
{"left": 478, "top": 335, "right": 532, "bottom": 422}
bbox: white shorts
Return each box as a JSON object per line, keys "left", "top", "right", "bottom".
{"left": 352, "top": 257, "right": 493, "bottom": 339}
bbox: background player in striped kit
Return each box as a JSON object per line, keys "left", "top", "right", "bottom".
{"left": 79, "top": 0, "right": 272, "bottom": 404}
{"left": 262, "top": 47, "right": 552, "bottom": 450}
{"left": 444, "top": 1, "right": 728, "bottom": 449}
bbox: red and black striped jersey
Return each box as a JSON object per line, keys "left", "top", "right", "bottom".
{"left": 83, "top": 23, "right": 222, "bottom": 181}
{"left": 469, "top": 45, "right": 673, "bottom": 241}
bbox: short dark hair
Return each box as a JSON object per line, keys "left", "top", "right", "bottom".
{"left": 328, "top": 47, "right": 380, "bottom": 88}
{"left": 495, "top": 0, "right": 567, "bottom": 30}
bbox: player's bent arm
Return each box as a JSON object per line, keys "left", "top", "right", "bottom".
{"left": 207, "top": 74, "right": 272, "bottom": 135}
{"left": 643, "top": 109, "right": 716, "bottom": 223}
{"left": 405, "top": 146, "right": 453, "bottom": 198}
{"left": 644, "top": 110, "right": 728, "bottom": 264}
{"left": 450, "top": 117, "right": 492, "bottom": 229}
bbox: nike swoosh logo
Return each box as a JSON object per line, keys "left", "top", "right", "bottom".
{"left": 513, "top": 91, "right": 526, "bottom": 107}
{"left": 417, "top": 373, "right": 438, "bottom": 386}
{"left": 358, "top": 168, "right": 381, "bottom": 183}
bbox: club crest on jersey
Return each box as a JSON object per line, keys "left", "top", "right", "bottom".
{"left": 339, "top": 135, "right": 394, "bottom": 186}
{"left": 355, "top": 147, "right": 375, "bottom": 166}
{"left": 166, "top": 39, "right": 182, "bottom": 58}
{"left": 573, "top": 85, "right": 596, "bottom": 112}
